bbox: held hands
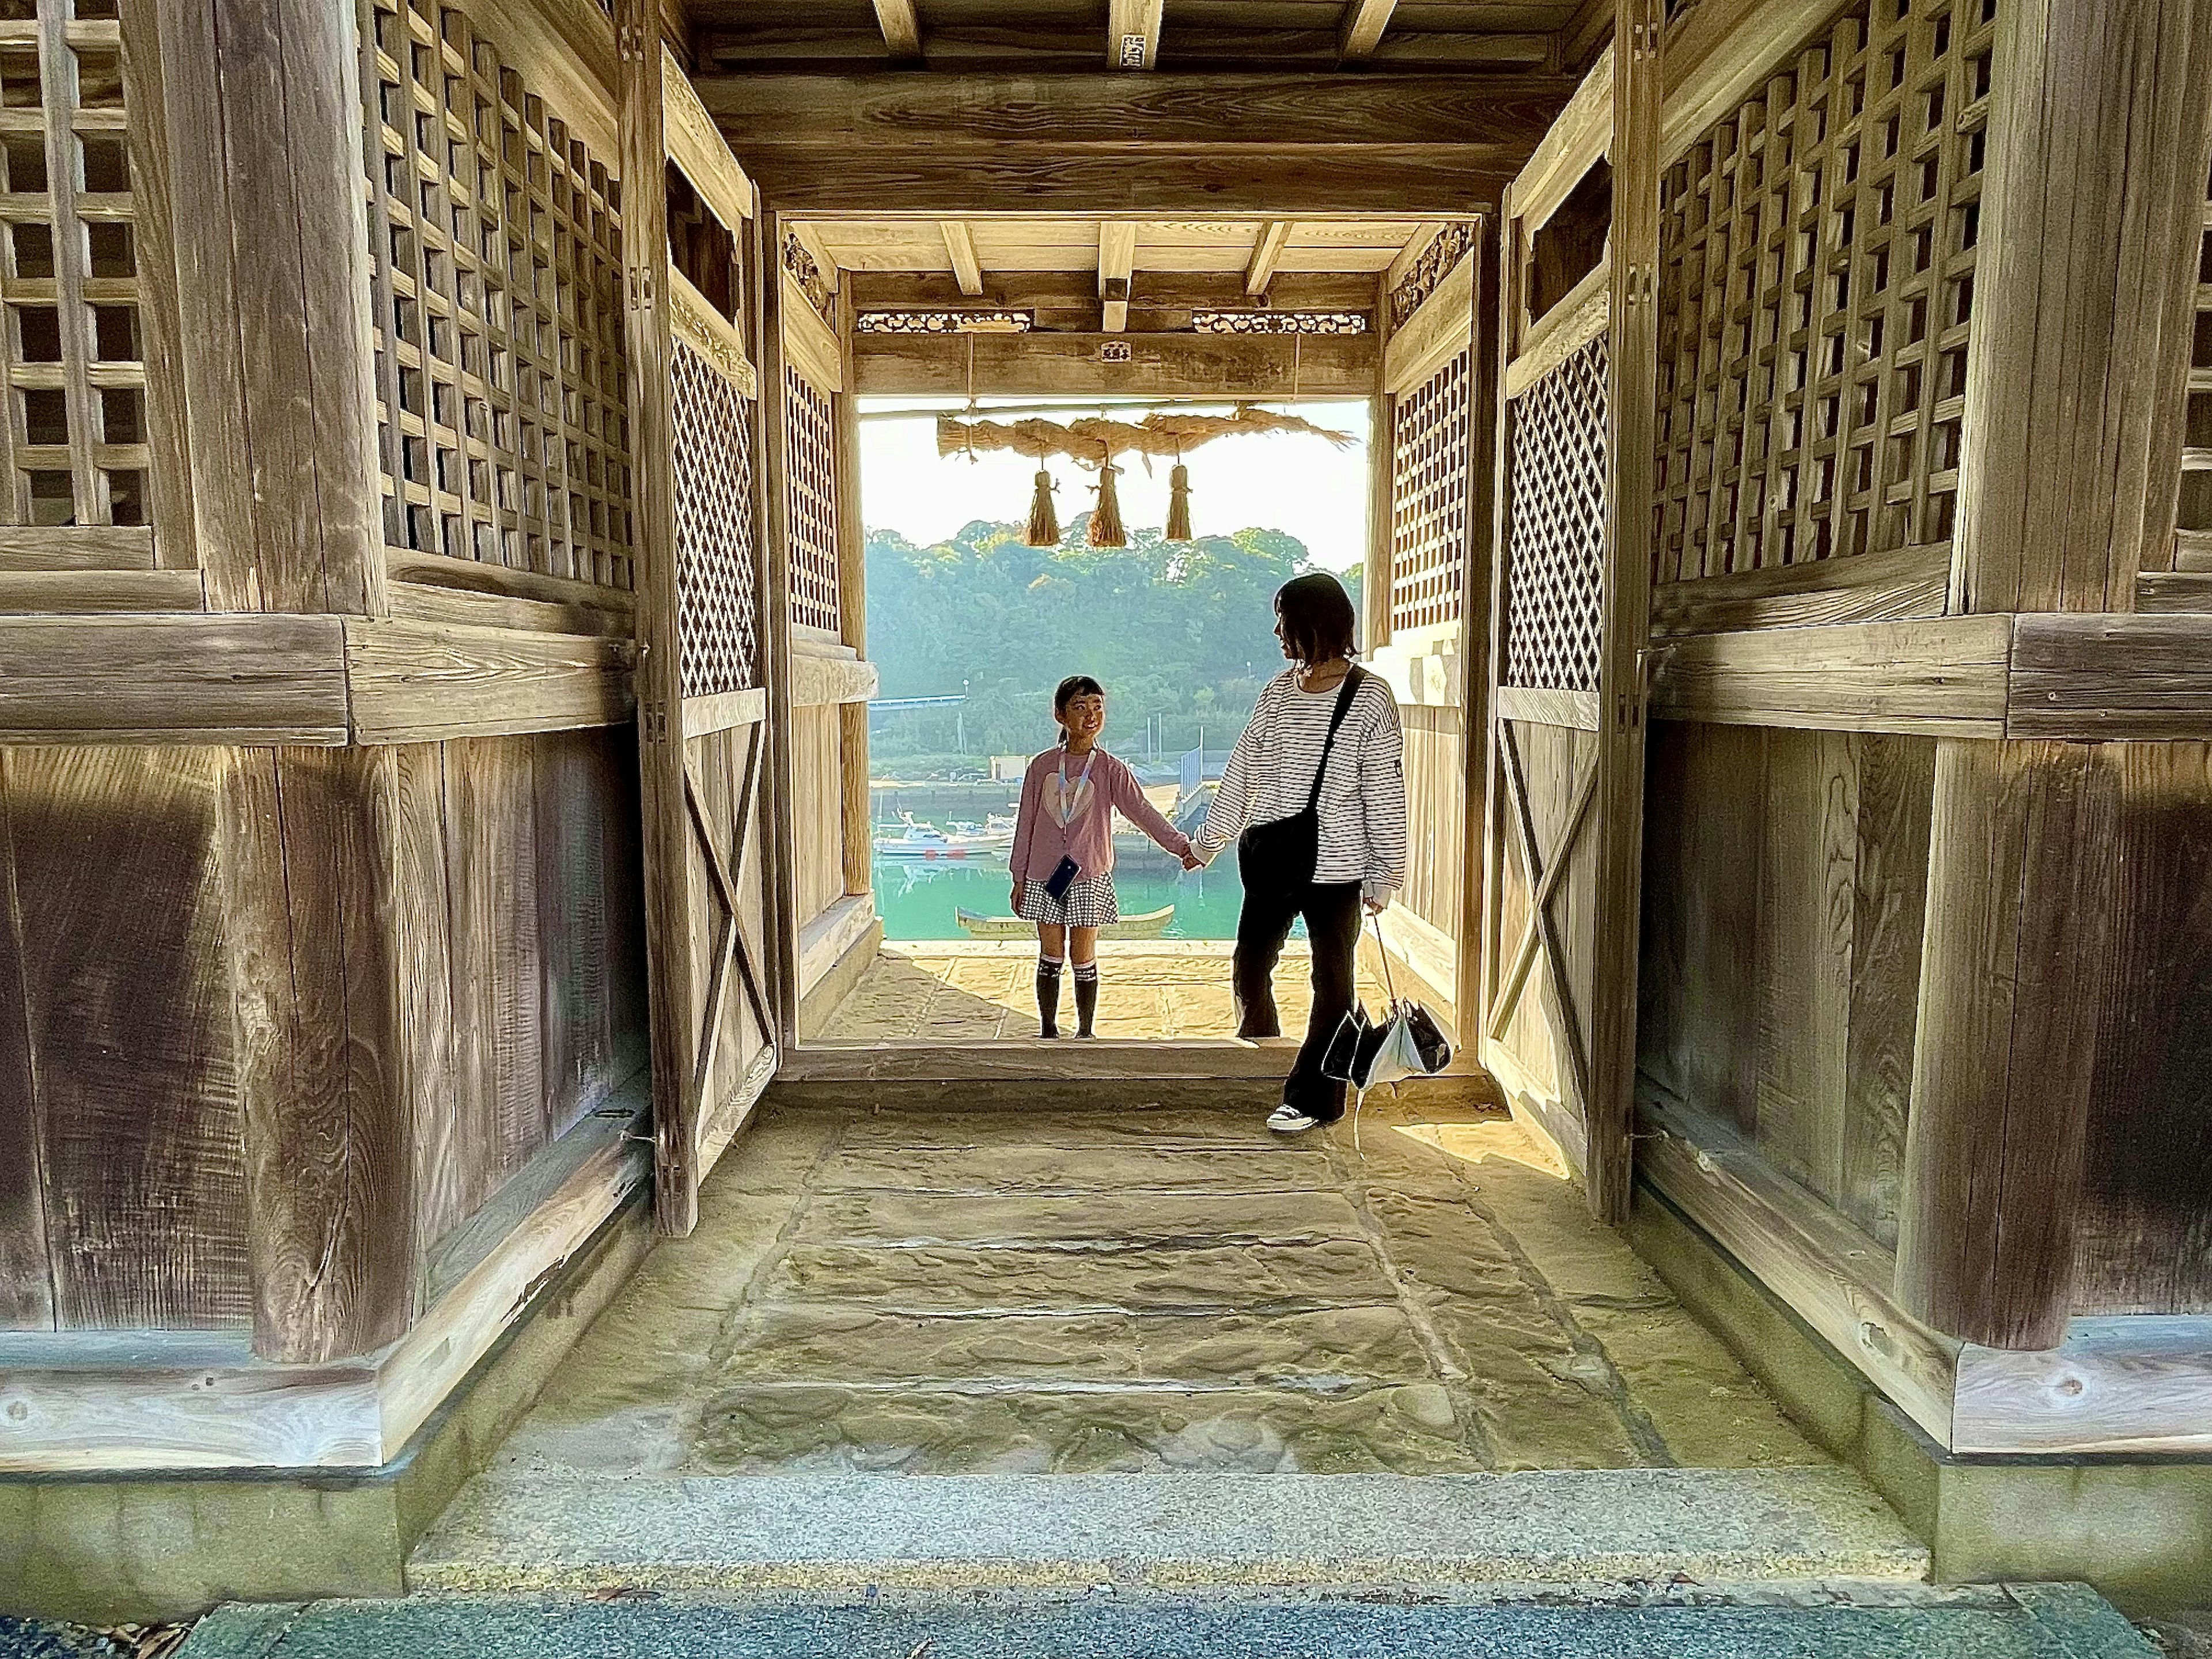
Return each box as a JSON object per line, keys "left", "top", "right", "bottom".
{"left": 1179, "top": 845, "right": 1207, "bottom": 872}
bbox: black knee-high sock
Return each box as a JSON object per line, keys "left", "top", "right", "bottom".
{"left": 1036, "top": 956, "right": 1065, "bottom": 1037}
{"left": 1072, "top": 961, "right": 1099, "bottom": 1037}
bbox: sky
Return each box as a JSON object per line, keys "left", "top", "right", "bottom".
{"left": 857, "top": 396, "right": 1372, "bottom": 573}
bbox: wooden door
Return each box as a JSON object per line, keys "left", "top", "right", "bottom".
{"left": 621, "top": 16, "right": 782, "bottom": 1235}
{"left": 1479, "top": 5, "right": 1660, "bottom": 1222}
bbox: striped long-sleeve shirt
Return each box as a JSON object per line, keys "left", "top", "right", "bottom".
{"left": 1194, "top": 668, "right": 1408, "bottom": 895}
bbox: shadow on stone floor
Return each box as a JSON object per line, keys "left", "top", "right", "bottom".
{"left": 490, "top": 1092, "right": 1831, "bottom": 1482}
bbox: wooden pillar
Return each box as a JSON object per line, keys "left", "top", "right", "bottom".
{"left": 1365, "top": 388, "right": 1393, "bottom": 655}
{"left": 835, "top": 285, "right": 872, "bottom": 897}
{"left": 1584, "top": 0, "right": 1661, "bottom": 1223}
{"left": 1897, "top": 739, "right": 2119, "bottom": 1350}
{"left": 1956, "top": 0, "right": 2212, "bottom": 614}
{"left": 1456, "top": 221, "right": 1501, "bottom": 1059}
{"left": 760, "top": 217, "right": 802, "bottom": 1044}
{"left": 156, "top": 0, "right": 407, "bottom": 1359}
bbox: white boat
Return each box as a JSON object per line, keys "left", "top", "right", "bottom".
{"left": 872, "top": 812, "right": 1013, "bottom": 861}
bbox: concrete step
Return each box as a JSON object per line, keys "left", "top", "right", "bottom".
{"left": 407, "top": 1468, "right": 1929, "bottom": 1598}
{"left": 178, "top": 1584, "right": 2158, "bottom": 1659}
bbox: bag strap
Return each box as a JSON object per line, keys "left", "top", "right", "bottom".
{"left": 1302, "top": 665, "right": 1367, "bottom": 816}
{"left": 1368, "top": 908, "right": 1399, "bottom": 1009}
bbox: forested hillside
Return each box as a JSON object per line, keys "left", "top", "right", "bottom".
{"left": 866, "top": 512, "right": 1359, "bottom": 772}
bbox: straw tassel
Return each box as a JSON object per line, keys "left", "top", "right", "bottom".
{"left": 1025, "top": 467, "right": 1060, "bottom": 547}
{"left": 1088, "top": 457, "right": 1126, "bottom": 548}
{"left": 1165, "top": 460, "right": 1193, "bottom": 542}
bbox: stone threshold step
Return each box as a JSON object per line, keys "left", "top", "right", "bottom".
{"left": 409, "top": 1468, "right": 1929, "bottom": 1597}
{"left": 181, "top": 1584, "right": 2156, "bottom": 1659}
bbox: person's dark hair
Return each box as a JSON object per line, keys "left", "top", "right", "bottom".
{"left": 1054, "top": 675, "right": 1105, "bottom": 722}
{"left": 1274, "top": 573, "right": 1357, "bottom": 665}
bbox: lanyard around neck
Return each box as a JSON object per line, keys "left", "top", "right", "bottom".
{"left": 1057, "top": 744, "right": 1097, "bottom": 799}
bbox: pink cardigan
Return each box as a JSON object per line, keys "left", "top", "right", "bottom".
{"left": 1009, "top": 745, "right": 1190, "bottom": 887}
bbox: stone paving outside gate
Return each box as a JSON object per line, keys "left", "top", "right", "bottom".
{"left": 493, "top": 1092, "right": 1828, "bottom": 1478}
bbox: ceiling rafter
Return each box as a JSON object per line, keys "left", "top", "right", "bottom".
{"left": 870, "top": 0, "right": 921, "bottom": 60}
{"left": 939, "top": 221, "right": 983, "bottom": 295}
{"left": 1099, "top": 221, "right": 1137, "bottom": 331}
{"left": 1245, "top": 221, "right": 1293, "bottom": 296}
{"left": 1108, "top": 0, "right": 1164, "bottom": 69}
{"left": 1338, "top": 0, "right": 1399, "bottom": 59}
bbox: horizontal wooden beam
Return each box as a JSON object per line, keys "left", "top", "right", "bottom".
{"left": 344, "top": 619, "right": 634, "bottom": 743}
{"left": 0, "top": 524, "right": 156, "bottom": 571}
{"left": 386, "top": 552, "right": 636, "bottom": 618}
{"left": 1952, "top": 1316, "right": 2212, "bottom": 1456}
{"left": 696, "top": 71, "right": 1578, "bottom": 152}
{"left": 2135, "top": 570, "right": 2212, "bottom": 613}
{"left": 2006, "top": 613, "right": 2212, "bottom": 740}
{"left": 1497, "top": 685, "right": 1599, "bottom": 730}
{"left": 681, "top": 685, "right": 767, "bottom": 739}
{"left": 853, "top": 329, "right": 1377, "bottom": 398}
{"left": 1638, "top": 1090, "right": 1959, "bottom": 1446}
{"left": 790, "top": 648, "right": 879, "bottom": 708}
{"left": 0, "top": 613, "right": 349, "bottom": 744}
{"left": 780, "top": 1038, "right": 1302, "bottom": 1082}
{"left": 1649, "top": 544, "right": 1951, "bottom": 638}
{"left": 661, "top": 42, "right": 755, "bottom": 233}
{"left": 736, "top": 150, "right": 1517, "bottom": 218}
{"left": 0, "top": 569, "right": 204, "bottom": 614}
{"left": 1660, "top": 0, "right": 1852, "bottom": 164}
{"left": 387, "top": 575, "right": 631, "bottom": 638}
{"left": 700, "top": 25, "right": 1552, "bottom": 71}
{"left": 1648, "top": 615, "right": 2013, "bottom": 737}
{"left": 798, "top": 892, "right": 879, "bottom": 998}
{"left": 782, "top": 271, "right": 845, "bottom": 392}
{"left": 849, "top": 268, "right": 1380, "bottom": 321}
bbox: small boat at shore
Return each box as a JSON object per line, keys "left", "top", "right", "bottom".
{"left": 955, "top": 904, "right": 1176, "bottom": 940}
{"left": 873, "top": 813, "right": 1013, "bottom": 860}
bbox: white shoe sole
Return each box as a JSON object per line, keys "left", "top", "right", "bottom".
{"left": 1267, "top": 1114, "right": 1320, "bottom": 1134}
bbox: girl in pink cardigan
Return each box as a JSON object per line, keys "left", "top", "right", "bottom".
{"left": 1009, "top": 675, "right": 1200, "bottom": 1037}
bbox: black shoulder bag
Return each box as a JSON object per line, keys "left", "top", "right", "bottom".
{"left": 1236, "top": 666, "right": 1367, "bottom": 889}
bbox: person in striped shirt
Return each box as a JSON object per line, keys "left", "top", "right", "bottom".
{"left": 1192, "top": 573, "right": 1408, "bottom": 1132}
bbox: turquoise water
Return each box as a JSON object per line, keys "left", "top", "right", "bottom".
{"left": 872, "top": 851, "right": 1268, "bottom": 941}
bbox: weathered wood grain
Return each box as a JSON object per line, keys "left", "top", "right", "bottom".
{"left": 697, "top": 71, "right": 1577, "bottom": 151}
{"left": 0, "top": 528, "right": 157, "bottom": 572}
{"left": 6, "top": 748, "right": 248, "bottom": 1331}
{"left": 1647, "top": 616, "right": 2013, "bottom": 736}
{"left": 0, "top": 571, "right": 204, "bottom": 615}
{"left": 788, "top": 646, "right": 880, "bottom": 710}
{"left": 0, "top": 766, "right": 54, "bottom": 1330}
{"left": 2069, "top": 743, "right": 2212, "bottom": 1316}
{"left": 782, "top": 271, "right": 844, "bottom": 394}
{"left": 2135, "top": 570, "right": 2212, "bottom": 613}
{"left": 444, "top": 737, "right": 548, "bottom": 1198}
{"left": 385, "top": 579, "right": 631, "bottom": 639}
{"left": 0, "top": 615, "right": 349, "bottom": 744}
{"left": 2006, "top": 612, "right": 2212, "bottom": 740}
{"left": 853, "top": 330, "right": 1376, "bottom": 399}
{"left": 1648, "top": 544, "right": 1952, "bottom": 638}
{"left": 344, "top": 620, "right": 633, "bottom": 744}
{"left": 386, "top": 552, "right": 637, "bottom": 619}
{"left": 1381, "top": 249, "right": 1473, "bottom": 395}
{"left": 391, "top": 744, "right": 465, "bottom": 1270}
{"left": 225, "top": 747, "right": 413, "bottom": 1362}
{"left": 737, "top": 150, "right": 1519, "bottom": 217}
{"left": 1639, "top": 1087, "right": 1958, "bottom": 1445}
{"left": 1952, "top": 1316, "right": 2212, "bottom": 1455}
{"left": 1899, "top": 740, "right": 2118, "bottom": 1350}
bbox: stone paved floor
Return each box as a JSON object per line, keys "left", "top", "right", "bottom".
{"left": 821, "top": 942, "right": 1388, "bottom": 1042}
{"left": 494, "top": 1092, "right": 1827, "bottom": 1478}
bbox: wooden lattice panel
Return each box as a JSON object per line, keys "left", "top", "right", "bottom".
{"left": 2177, "top": 150, "right": 2212, "bottom": 565}
{"left": 1389, "top": 349, "right": 1469, "bottom": 633}
{"left": 363, "top": 0, "right": 632, "bottom": 589}
{"left": 671, "top": 338, "right": 757, "bottom": 698}
{"left": 1506, "top": 333, "right": 1609, "bottom": 692}
{"left": 0, "top": 5, "right": 151, "bottom": 527}
{"left": 783, "top": 364, "right": 839, "bottom": 634}
{"left": 1654, "top": 0, "right": 1997, "bottom": 583}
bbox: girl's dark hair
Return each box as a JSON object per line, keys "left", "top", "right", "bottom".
{"left": 1054, "top": 675, "right": 1105, "bottom": 719}
{"left": 1274, "top": 572, "right": 1357, "bottom": 664}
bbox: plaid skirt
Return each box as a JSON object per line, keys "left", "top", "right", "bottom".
{"left": 1016, "top": 873, "right": 1120, "bottom": 927}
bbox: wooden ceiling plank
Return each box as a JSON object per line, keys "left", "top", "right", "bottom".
{"left": 1099, "top": 221, "right": 1137, "bottom": 331}
{"left": 1245, "top": 220, "right": 1293, "bottom": 296}
{"left": 1338, "top": 0, "right": 1399, "bottom": 59}
{"left": 940, "top": 221, "right": 985, "bottom": 295}
{"left": 870, "top": 0, "right": 922, "bottom": 59}
{"left": 1107, "top": 0, "right": 1164, "bottom": 68}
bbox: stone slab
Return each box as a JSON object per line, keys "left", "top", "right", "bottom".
{"left": 408, "top": 1467, "right": 1930, "bottom": 1594}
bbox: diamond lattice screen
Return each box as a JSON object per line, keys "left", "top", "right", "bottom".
{"left": 1654, "top": 0, "right": 1995, "bottom": 582}
{"left": 783, "top": 364, "right": 839, "bottom": 634}
{"left": 671, "top": 339, "right": 757, "bottom": 699}
{"left": 0, "top": 5, "right": 152, "bottom": 527}
{"left": 1389, "top": 349, "right": 1470, "bottom": 634}
{"left": 1505, "top": 333, "right": 1609, "bottom": 693}
{"left": 363, "top": 0, "right": 632, "bottom": 588}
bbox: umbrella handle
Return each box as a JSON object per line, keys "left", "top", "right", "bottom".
{"left": 1368, "top": 910, "right": 1399, "bottom": 1009}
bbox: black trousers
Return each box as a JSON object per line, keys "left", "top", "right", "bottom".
{"left": 1233, "top": 877, "right": 1363, "bottom": 1121}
